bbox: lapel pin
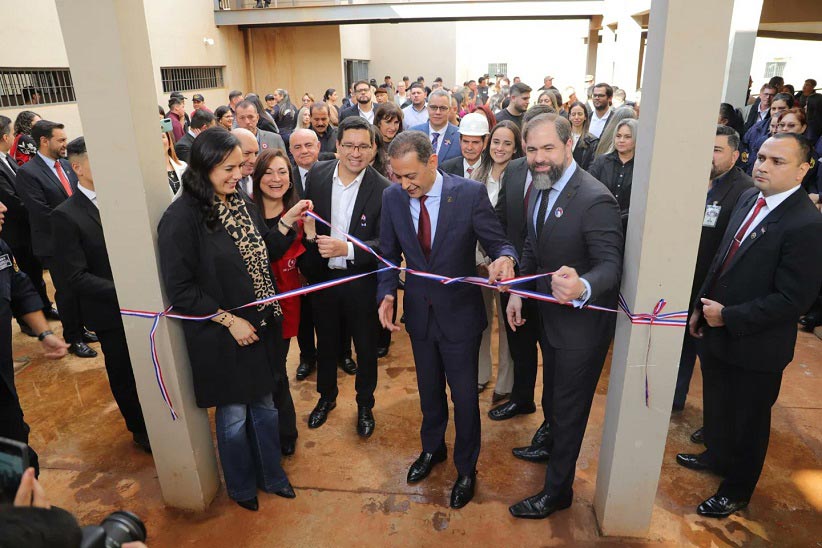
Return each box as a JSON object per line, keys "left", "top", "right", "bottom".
{"left": 361, "top": 214, "right": 367, "bottom": 226}
{"left": 750, "top": 232, "right": 756, "bottom": 240}
{"left": 555, "top": 207, "right": 564, "bottom": 218}
{"left": 447, "top": 196, "right": 454, "bottom": 203}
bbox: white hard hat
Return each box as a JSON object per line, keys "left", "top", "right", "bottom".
{"left": 459, "top": 112, "right": 490, "bottom": 136}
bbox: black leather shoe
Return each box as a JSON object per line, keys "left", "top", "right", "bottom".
{"left": 19, "top": 322, "right": 37, "bottom": 337}
{"left": 477, "top": 382, "right": 488, "bottom": 393}
{"left": 376, "top": 346, "right": 389, "bottom": 358}
{"left": 338, "top": 357, "right": 357, "bottom": 375}
{"left": 449, "top": 472, "right": 477, "bottom": 509}
{"left": 676, "top": 452, "right": 718, "bottom": 473}
{"left": 236, "top": 497, "right": 259, "bottom": 511}
{"left": 272, "top": 483, "right": 296, "bottom": 499}
{"left": 357, "top": 406, "right": 375, "bottom": 438}
{"left": 132, "top": 432, "right": 152, "bottom": 454}
{"left": 530, "top": 420, "right": 552, "bottom": 447}
{"left": 488, "top": 401, "right": 536, "bottom": 421}
{"left": 799, "top": 312, "right": 820, "bottom": 332}
{"left": 697, "top": 495, "right": 748, "bottom": 518}
{"left": 512, "top": 444, "right": 551, "bottom": 462}
{"left": 308, "top": 400, "right": 336, "bottom": 428}
{"left": 491, "top": 392, "right": 510, "bottom": 404}
{"left": 281, "top": 440, "right": 296, "bottom": 456}
{"left": 407, "top": 446, "right": 447, "bottom": 483}
{"left": 44, "top": 307, "right": 61, "bottom": 321}
{"left": 82, "top": 329, "right": 99, "bottom": 343}
{"left": 690, "top": 427, "right": 704, "bottom": 445}
{"left": 69, "top": 342, "right": 97, "bottom": 358}
{"left": 295, "top": 361, "right": 315, "bottom": 381}
{"left": 509, "top": 490, "right": 573, "bottom": 519}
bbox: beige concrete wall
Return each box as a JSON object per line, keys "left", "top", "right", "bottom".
{"left": 368, "top": 22, "right": 458, "bottom": 88}
{"left": 247, "top": 26, "right": 344, "bottom": 103}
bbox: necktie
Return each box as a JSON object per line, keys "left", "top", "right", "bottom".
{"left": 54, "top": 160, "right": 73, "bottom": 196}
{"left": 535, "top": 188, "right": 551, "bottom": 240}
{"left": 431, "top": 132, "right": 440, "bottom": 151}
{"left": 720, "top": 197, "right": 766, "bottom": 274}
{"left": 302, "top": 171, "right": 309, "bottom": 195}
{"left": 418, "top": 195, "right": 432, "bottom": 261}
{"left": 466, "top": 167, "right": 474, "bottom": 177}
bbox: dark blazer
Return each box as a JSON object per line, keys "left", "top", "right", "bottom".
{"left": 695, "top": 187, "right": 822, "bottom": 372}
{"left": 50, "top": 191, "right": 120, "bottom": 332}
{"left": 688, "top": 167, "right": 753, "bottom": 308}
{"left": 0, "top": 155, "right": 30, "bottom": 249}
{"left": 494, "top": 157, "right": 529, "bottom": 254}
{"left": 587, "top": 150, "right": 634, "bottom": 230}
{"left": 377, "top": 173, "right": 517, "bottom": 342}
{"left": 158, "top": 192, "right": 295, "bottom": 408}
{"left": 174, "top": 132, "right": 195, "bottom": 163}
{"left": 15, "top": 154, "right": 78, "bottom": 258}
{"left": 410, "top": 122, "right": 461, "bottom": 165}
{"left": 520, "top": 165, "right": 624, "bottom": 349}
{"left": 572, "top": 132, "right": 599, "bottom": 170}
{"left": 339, "top": 104, "right": 376, "bottom": 122}
{"left": 440, "top": 156, "right": 466, "bottom": 177}
{"left": 743, "top": 99, "right": 766, "bottom": 134}
{"left": 300, "top": 160, "right": 390, "bottom": 283}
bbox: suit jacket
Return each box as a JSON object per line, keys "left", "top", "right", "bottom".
{"left": 572, "top": 133, "right": 599, "bottom": 170}
{"left": 440, "top": 156, "right": 465, "bottom": 177}
{"left": 16, "top": 154, "right": 78, "bottom": 258}
{"left": 520, "top": 165, "right": 623, "bottom": 349}
{"left": 377, "top": 173, "right": 517, "bottom": 342}
{"left": 300, "top": 160, "right": 390, "bottom": 283}
{"left": 494, "top": 157, "right": 529, "bottom": 254}
{"left": 743, "top": 98, "right": 767, "bottom": 134}
{"left": 50, "top": 191, "right": 121, "bottom": 331}
{"left": 688, "top": 167, "right": 753, "bottom": 308}
{"left": 174, "top": 132, "right": 195, "bottom": 163}
{"left": 257, "top": 129, "right": 286, "bottom": 152}
{"left": 695, "top": 187, "right": 822, "bottom": 372}
{"left": 339, "top": 104, "right": 376, "bottom": 122}
{"left": 0, "top": 155, "right": 31, "bottom": 249}
{"left": 410, "top": 123, "right": 461, "bottom": 165}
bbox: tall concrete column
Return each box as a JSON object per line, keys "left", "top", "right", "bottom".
{"left": 593, "top": 0, "right": 734, "bottom": 537}
{"left": 586, "top": 16, "right": 602, "bottom": 79}
{"left": 596, "top": 23, "right": 617, "bottom": 84}
{"left": 612, "top": 10, "right": 643, "bottom": 92}
{"left": 722, "top": 0, "right": 765, "bottom": 108}
{"left": 54, "top": 0, "right": 219, "bottom": 510}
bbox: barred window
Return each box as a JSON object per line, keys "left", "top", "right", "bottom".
{"left": 161, "top": 67, "right": 225, "bottom": 93}
{"left": 0, "top": 68, "right": 75, "bottom": 108}
{"left": 763, "top": 61, "right": 786, "bottom": 79}
{"left": 488, "top": 63, "right": 508, "bottom": 78}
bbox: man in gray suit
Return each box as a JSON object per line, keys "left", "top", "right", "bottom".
{"left": 234, "top": 100, "right": 286, "bottom": 153}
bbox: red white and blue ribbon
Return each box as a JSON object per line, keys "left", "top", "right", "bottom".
{"left": 123, "top": 212, "right": 687, "bottom": 419}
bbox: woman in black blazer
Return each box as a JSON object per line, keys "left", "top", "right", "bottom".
{"left": 158, "top": 128, "right": 312, "bottom": 512}
{"left": 567, "top": 101, "right": 599, "bottom": 170}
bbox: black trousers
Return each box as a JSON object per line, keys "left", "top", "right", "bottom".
{"left": 41, "top": 257, "right": 83, "bottom": 343}
{"left": 501, "top": 294, "right": 544, "bottom": 407}
{"left": 540, "top": 334, "right": 610, "bottom": 495}
{"left": 95, "top": 325, "right": 146, "bottom": 436}
{"left": 297, "top": 294, "right": 354, "bottom": 364}
{"left": 701, "top": 350, "right": 782, "bottom": 501}
{"left": 11, "top": 244, "right": 51, "bottom": 316}
{"left": 0, "top": 379, "right": 39, "bottom": 475}
{"left": 673, "top": 328, "right": 700, "bottom": 409}
{"left": 311, "top": 274, "right": 379, "bottom": 408}
{"left": 410, "top": 313, "right": 481, "bottom": 476}
{"left": 271, "top": 335, "right": 297, "bottom": 443}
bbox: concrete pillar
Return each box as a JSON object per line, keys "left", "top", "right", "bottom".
{"left": 596, "top": 24, "right": 617, "bottom": 84}
{"left": 722, "top": 0, "right": 765, "bottom": 108}
{"left": 54, "top": 0, "right": 219, "bottom": 510}
{"left": 593, "top": 0, "right": 734, "bottom": 537}
{"left": 587, "top": 16, "right": 602, "bottom": 79}
{"left": 613, "top": 10, "right": 643, "bottom": 92}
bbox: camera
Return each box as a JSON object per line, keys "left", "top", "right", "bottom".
{"left": 81, "top": 510, "right": 147, "bottom": 548}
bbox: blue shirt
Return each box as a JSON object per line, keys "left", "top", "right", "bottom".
{"left": 37, "top": 151, "right": 61, "bottom": 182}
{"left": 409, "top": 172, "right": 443, "bottom": 243}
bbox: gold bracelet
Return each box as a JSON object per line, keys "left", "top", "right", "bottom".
{"left": 225, "top": 314, "right": 235, "bottom": 328}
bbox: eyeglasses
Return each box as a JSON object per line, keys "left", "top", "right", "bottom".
{"left": 355, "top": 88, "right": 370, "bottom": 94}
{"left": 592, "top": 93, "right": 608, "bottom": 98}
{"left": 339, "top": 143, "right": 373, "bottom": 153}
{"left": 428, "top": 105, "right": 449, "bottom": 112}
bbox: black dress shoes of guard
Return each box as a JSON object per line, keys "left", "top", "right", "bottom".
{"left": 45, "top": 307, "right": 61, "bottom": 321}
{"left": 376, "top": 346, "right": 389, "bottom": 358}
{"left": 449, "top": 471, "right": 477, "bottom": 509}
{"left": 69, "top": 342, "right": 98, "bottom": 358}
{"left": 338, "top": 357, "right": 358, "bottom": 375}
{"left": 512, "top": 420, "right": 552, "bottom": 462}
{"left": 272, "top": 483, "right": 296, "bottom": 499}
{"left": 236, "top": 497, "right": 259, "bottom": 511}
{"left": 132, "top": 432, "right": 152, "bottom": 454}
{"left": 308, "top": 400, "right": 336, "bottom": 428}
{"left": 697, "top": 495, "right": 749, "bottom": 518}
{"left": 295, "top": 360, "right": 315, "bottom": 381}
{"left": 407, "top": 446, "right": 447, "bottom": 483}
{"left": 82, "top": 329, "right": 99, "bottom": 343}
{"left": 281, "top": 440, "right": 296, "bottom": 456}
{"left": 357, "top": 406, "right": 375, "bottom": 438}
{"left": 690, "top": 426, "right": 705, "bottom": 445}
{"left": 488, "top": 401, "right": 536, "bottom": 421}
{"left": 676, "top": 452, "right": 720, "bottom": 473}
{"left": 509, "top": 490, "right": 573, "bottom": 519}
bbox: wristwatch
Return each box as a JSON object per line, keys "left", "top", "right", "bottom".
{"left": 37, "top": 330, "right": 54, "bottom": 341}
{"left": 502, "top": 255, "right": 516, "bottom": 265}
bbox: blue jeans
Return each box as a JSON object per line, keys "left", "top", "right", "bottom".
{"left": 215, "top": 393, "right": 289, "bottom": 501}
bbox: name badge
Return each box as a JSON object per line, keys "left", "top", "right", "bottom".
{"left": 703, "top": 204, "right": 721, "bottom": 228}
{"left": 0, "top": 254, "right": 12, "bottom": 271}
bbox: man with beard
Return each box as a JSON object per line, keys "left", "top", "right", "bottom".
{"left": 495, "top": 83, "right": 531, "bottom": 129}
{"left": 506, "top": 113, "right": 623, "bottom": 519}
{"left": 310, "top": 103, "right": 337, "bottom": 154}
{"left": 588, "top": 83, "right": 614, "bottom": 138}
{"left": 673, "top": 126, "right": 753, "bottom": 418}
{"left": 339, "top": 80, "right": 376, "bottom": 124}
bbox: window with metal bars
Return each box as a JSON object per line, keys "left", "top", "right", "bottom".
{"left": 160, "top": 66, "right": 225, "bottom": 93}
{"left": 488, "top": 63, "right": 508, "bottom": 78}
{"left": 0, "top": 68, "right": 76, "bottom": 108}
{"left": 763, "top": 61, "right": 786, "bottom": 79}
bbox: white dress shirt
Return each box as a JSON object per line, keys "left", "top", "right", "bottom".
{"left": 328, "top": 163, "right": 365, "bottom": 269}
{"left": 428, "top": 123, "right": 448, "bottom": 156}
{"left": 589, "top": 108, "right": 612, "bottom": 138}
{"left": 409, "top": 172, "right": 443, "bottom": 243}
{"left": 297, "top": 166, "right": 309, "bottom": 191}
{"left": 358, "top": 105, "right": 375, "bottom": 124}
{"left": 76, "top": 184, "right": 98, "bottom": 209}
{"left": 463, "top": 158, "right": 481, "bottom": 178}
{"left": 737, "top": 185, "right": 802, "bottom": 242}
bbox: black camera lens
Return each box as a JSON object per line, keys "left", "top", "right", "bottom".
{"left": 100, "top": 511, "right": 147, "bottom": 546}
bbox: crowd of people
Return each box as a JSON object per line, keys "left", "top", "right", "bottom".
{"left": 0, "top": 69, "right": 820, "bottom": 529}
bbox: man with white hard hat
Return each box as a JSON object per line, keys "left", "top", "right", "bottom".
{"left": 441, "top": 112, "right": 490, "bottom": 178}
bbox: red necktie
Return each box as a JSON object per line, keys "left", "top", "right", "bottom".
{"left": 54, "top": 160, "right": 73, "bottom": 196}
{"left": 466, "top": 167, "right": 474, "bottom": 177}
{"left": 720, "top": 197, "right": 766, "bottom": 274}
{"left": 418, "top": 195, "right": 431, "bottom": 261}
